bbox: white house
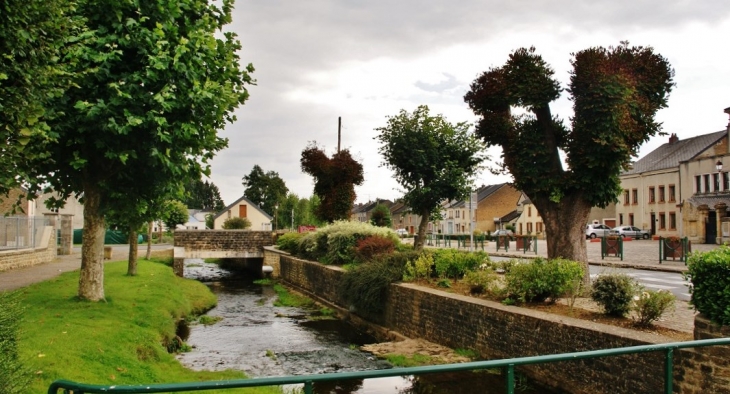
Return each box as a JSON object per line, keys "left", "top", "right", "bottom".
{"left": 212, "top": 196, "right": 272, "bottom": 230}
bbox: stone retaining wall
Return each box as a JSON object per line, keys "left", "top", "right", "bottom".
{"left": 674, "top": 315, "right": 730, "bottom": 393}
{"left": 174, "top": 230, "right": 273, "bottom": 251}
{"left": 272, "top": 251, "right": 720, "bottom": 394}
{"left": 0, "top": 226, "right": 57, "bottom": 272}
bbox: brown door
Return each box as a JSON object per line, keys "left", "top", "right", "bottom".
{"left": 239, "top": 205, "right": 247, "bottom": 218}
{"left": 605, "top": 219, "right": 616, "bottom": 228}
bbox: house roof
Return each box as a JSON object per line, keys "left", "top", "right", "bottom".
{"left": 449, "top": 183, "right": 509, "bottom": 208}
{"left": 623, "top": 130, "right": 726, "bottom": 175}
{"left": 500, "top": 210, "right": 521, "bottom": 222}
{"left": 213, "top": 195, "right": 272, "bottom": 221}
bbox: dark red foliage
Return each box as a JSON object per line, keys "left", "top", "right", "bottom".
{"left": 354, "top": 235, "right": 396, "bottom": 262}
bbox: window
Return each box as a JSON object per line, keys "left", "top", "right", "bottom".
{"left": 714, "top": 173, "right": 721, "bottom": 192}
{"left": 725, "top": 172, "right": 730, "bottom": 191}
{"left": 537, "top": 222, "right": 543, "bottom": 233}
{"left": 659, "top": 212, "right": 666, "bottom": 230}
{"left": 619, "top": 213, "right": 623, "bottom": 225}
{"left": 629, "top": 213, "right": 634, "bottom": 226}
{"left": 669, "top": 212, "right": 676, "bottom": 230}
{"left": 623, "top": 190, "right": 630, "bottom": 205}
{"left": 632, "top": 189, "right": 638, "bottom": 204}
{"left": 668, "top": 185, "right": 676, "bottom": 202}
{"left": 658, "top": 186, "right": 665, "bottom": 202}
{"left": 527, "top": 222, "right": 533, "bottom": 233}
{"left": 649, "top": 187, "right": 655, "bottom": 203}
{"left": 528, "top": 207, "right": 532, "bottom": 217}
{"left": 455, "top": 210, "right": 460, "bottom": 218}
{"left": 695, "top": 175, "right": 702, "bottom": 193}
{"left": 704, "top": 174, "right": 711, "bottom": 193}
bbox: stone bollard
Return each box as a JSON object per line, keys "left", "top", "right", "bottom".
{"left": 103, "top": 246, "right": 113, "bottom": 260}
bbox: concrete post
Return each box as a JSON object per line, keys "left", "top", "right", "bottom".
{"left": 715, "top": 203, "right": 727, "bottom": 245}
{"left": 59, "top": 214, "right": 74, "bottom": 255}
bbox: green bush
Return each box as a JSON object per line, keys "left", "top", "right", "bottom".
{"left": 337, "top": 251, "right": 418, "bottom": 320}
{"left": 432, "top": 249, "right": 489, "bottom": 280}
{"left": 686, "top": 246, "right": 730, "bottom": 325}
{"left": 591, "top": 273, "right": 638, "bottom": 317}
{"left": 296, "top": 220, "right": 400, "bottom": 264}
{"left": 403, "top": 252, "right": 434, "bottom": 281}
{"left": 276, "top": 232, "right": 304, "bottom": 254}
{"left": 0, "top": 292, "right": 30, "bottom": 394}
{"left": 504, "top": 258, "right": 584, "bottom": 303}
{"left": 632, "top": 289, "right": 676, "bottom": 327}
{"left": 463, "top": 269, "right": 500, "bottom": 296}
{"left": 222, "top": 216, "right": 251, "bottom": 229}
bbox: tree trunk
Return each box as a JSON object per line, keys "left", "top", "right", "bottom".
{"left": 414, "top": 207, "right": 431, "bottom": 250}
{"left": 78, "top": 183, "right": 106, "bottom": 301}
{"left": 532, "top": 194, "right": 592, "bottom": 286}
{"left": 145, "top": 221, "right": 152, "bottom": 260}
{"left": 127, "top": 226, "right": 138, "bottom": 276}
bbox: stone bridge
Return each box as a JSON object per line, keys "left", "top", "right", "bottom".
{"left": 172, "top": 230, "right": 274, "bottom": 276}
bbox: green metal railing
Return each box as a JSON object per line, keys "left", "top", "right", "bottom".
{"left": 659, "top": 236, "right": 690, "bottom": 264}
{"left": 515, "top": 235, "right": 537, "bottom": 254}
{"left": 48, "top": 338, "right": 730, "bottom": 394}
{"left": 495, "top": 235, "right": 510, "bottom": 252}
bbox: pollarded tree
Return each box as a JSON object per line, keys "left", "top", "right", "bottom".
{"left": 242, "top": 165, "right": 288, "bottom": 216}
{"left": 301, "top": 143, "right": 364, "bottom": 223}
{"left": 26, "top": 0, "right": 254, "bottom": 301}
{"left": 464, "top": 44, "right": 673, "bottom": 273}
{"left": 376, "top": 105, "right": 486, "bottom": 250}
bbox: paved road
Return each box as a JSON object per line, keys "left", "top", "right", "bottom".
{"left": 589, "top": 265, "right": 690, "bottom": 301}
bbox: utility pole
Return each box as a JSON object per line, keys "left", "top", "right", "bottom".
{"left": 337, "top": 116, "right": 341, "bottom": 153}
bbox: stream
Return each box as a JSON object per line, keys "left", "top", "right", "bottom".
{"left": 178, "top": 259, "right": 561, "bottom": 394}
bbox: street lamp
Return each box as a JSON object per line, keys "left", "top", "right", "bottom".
{"left": 273, "top": 204, "right": 278, "bottom": 231}
{"left": 717, "top": 160, "right": 723, "bottom": 173}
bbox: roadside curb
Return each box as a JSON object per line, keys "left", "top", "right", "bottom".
{"left": 487, "top": 252, "right": 688, "bottom": 274}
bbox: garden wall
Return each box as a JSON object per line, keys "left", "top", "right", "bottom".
{"left": 272, "top": 251, "right": 724, "bottom": 394}
{"left": 0, "top": 226, "right": 56, "bottom": 272}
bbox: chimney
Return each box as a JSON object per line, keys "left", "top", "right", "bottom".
{"left": 725, "top": 107, "right": 730, "bottom": 154}
{"left": 668, "top": 133, "right": 678, "bottom": 144}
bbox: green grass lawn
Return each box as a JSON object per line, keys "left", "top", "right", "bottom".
{"left": 14, "top": 258, "right": 280, "bottom": 393}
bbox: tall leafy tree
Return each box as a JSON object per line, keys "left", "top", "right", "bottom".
{"left": 376, "top": 105, "right": 485, "bottom": 249}
{"left": 0, "top": 0, "right": 78, "bottom": 197}
{"left": 185, "top": 178, "right": 225, "bottom": 212}
{"left": 464, "top": 44, "right": 673, "bottom": 273}
{"left": 242, "top": 165, "right": 288, "bottom": 216}
{"left": 162, "top": 200, "right": 189, "bottom": 231}
{"left": 25, "top": 0, "right": 254, "bottom": 301}
{"left": 301, "top": 143, "right": 364, "bottom": 223}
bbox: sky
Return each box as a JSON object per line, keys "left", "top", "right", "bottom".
{"left": 207, "top": 0, "right": 730, "bottom": 207}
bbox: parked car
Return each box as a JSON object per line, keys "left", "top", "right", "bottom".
{"left": 610, "top": 226, "right": 651, "bottom": 239}
{"left": 492, "top": 229, "right": 514, "bottom": 239}
{"left": 395, "top": 228, "right": 409, "bottom": 237}
{"left": 585, "top": 223, "right": 612, "bottom": 239}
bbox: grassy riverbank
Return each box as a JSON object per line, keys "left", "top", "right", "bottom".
{"left": 15, "top": 258, "right": 279, "bottom": 393}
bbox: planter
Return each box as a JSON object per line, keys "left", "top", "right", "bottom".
{"left": 659, "top": 237, "right": 691, "bottom": 263}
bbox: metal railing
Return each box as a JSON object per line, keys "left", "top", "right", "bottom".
{"left": 48, "top": 338, "right": 730, "bottom": 394}
{"left": 0, "top": 216, "right": 49, "bottom": 250}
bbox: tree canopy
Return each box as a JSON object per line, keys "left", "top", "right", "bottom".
{"left": 21, "top": 0, "right": 254, "bottom": 301}
{"left": 185, "top": 179, "right": 225, "bottom": 212}
{"left": 242, "top": 165, "right": 288, "bottom": 216}
{"left": 370, "top": 203, "right": 393, "bottom": 227}
{"left": 464, "top": 43, "right": 673, "bottom": 266}
{"left": 376, "top": 105, "right": 485, "bottom": 249}
{"left": 301, "top": 143, "right": 364, "bottom": 223}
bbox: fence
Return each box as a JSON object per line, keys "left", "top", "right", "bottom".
{"left": 47, "top": 338, "right": 730, "bottom": 394}
{"left": 0, "top": 216, "right": 49, "bottom": 250}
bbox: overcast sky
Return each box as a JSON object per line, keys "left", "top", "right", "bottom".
{"left": 207, "top": 0, "right": 730, "bottom": 207}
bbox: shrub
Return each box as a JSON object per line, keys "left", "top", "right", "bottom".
{"left": 632, "top": 289, "right": 676, "bottom": 327}
{"left": 686, "top": 246, "right": 730, "bottom": 325}
{"left": 591, "top": 273, "right": 638, "bottom": 317}
{"left": 403, "top": 252, "right": 434, "bottom": 281}
{"left": 432, "top": 249, "right": 488, "bottom": 280}
{"left": 0, "top": 292, "right": 30, "bottom": 394}
{"left": 337, "top": 251, "right": 418, "bottom": 320}
{"left": 354, "top": 235, "right": 396, "bottom": 262}
{"left": 296, "top": 220, "right": 399, "bottom": 264}
{"left": 504, "top": 258, "right": 584, "bottom": 303}
{"left": 463, "top": 269, "right": 500, "bottom": 296}
{"left": 276, "top": 232, "right": 304, "bottom": 254}
{"left": 222, "top": 216, "right": 251, "bottom": 229}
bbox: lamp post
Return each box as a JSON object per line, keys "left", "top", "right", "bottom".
{"left": 273, "top": 204, "right": 278, "bottom": 231}
{"left": 717, "top": 160, "right": 723, "bottom": 173}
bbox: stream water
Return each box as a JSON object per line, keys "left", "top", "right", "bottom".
{"left": 178, "top": 259, "right": 561, "bottom": 394}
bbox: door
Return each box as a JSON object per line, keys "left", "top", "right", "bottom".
{"left": 706, "top": 211, "right": 717, "bottom": 244}
{"left": 650, "top": 213, "right": 656, "bottom": 235}
{"left": 239, "top": 205, "right": 247, "bottom": 218}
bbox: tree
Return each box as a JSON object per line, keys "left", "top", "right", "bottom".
{"left": 242, "top": 165, "right": 288, "bottom": 216}
{"left": 24, "top": 0, "right": 253, "bottom": 301}
{"left": 301, "top": 142, "right": 364, "bottom": 223}
{"left": 162, "top": 200, "right": 189, "bottom": 231}
{"left": 370, "top": 203, "right": 393, "bottom": 227}
{"left": 0, "top": 0, "right": 79, "bottom": 198}
{"left": 464, "top": 44, "right": 673, "bottom": 275}
{"left": 222, "top": 216, "right": 251, "bottom": 229}
{"left": 376, "top": 106, "right": 485, "bottom": 249}
{"left": 185, "top": 179, "right": 225, "bottom": 212}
